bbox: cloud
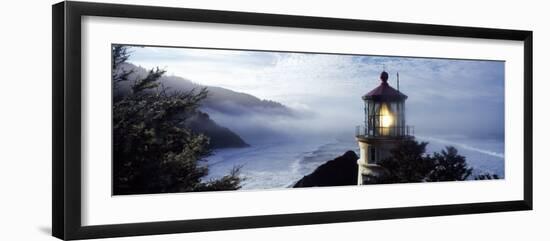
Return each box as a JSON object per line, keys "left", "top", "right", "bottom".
{"left": 127, "top": 46, "right": 504, "bottom": 141}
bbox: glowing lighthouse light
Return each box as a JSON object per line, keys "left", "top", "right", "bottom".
{"left": 379, "top": 103, "right": 393, "bottom": 128}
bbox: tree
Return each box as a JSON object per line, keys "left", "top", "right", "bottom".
{"left": 112, "top": 46, "right": 133, "bottom": 82}
{"left": 427, "top": 146, "right": 473, "bottom": 182}
{"left": 377, "top": 139, "right": 486, "bottom": 184}
{"left": 378, "top": 140, "right": 435, "bottom": 183}
{"left": 112, "top": 45, "right": 242, "bottom": 195}
{"left": 475, "top": 173, "right": 500, "bottom": 180}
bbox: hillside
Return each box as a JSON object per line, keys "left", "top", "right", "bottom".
{"left": 118, "top": 63, "right": 294, "bottom": 117}
{"left": 184, "top": 112, "right": 249, "bottom": 149}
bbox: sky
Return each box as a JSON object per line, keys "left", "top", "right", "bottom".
{"left": 126, "top": 45, "right": 505, "bottom": 141}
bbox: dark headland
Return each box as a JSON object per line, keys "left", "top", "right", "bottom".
{"left": 293, "top": 151, "right": 358, "bottom": 188}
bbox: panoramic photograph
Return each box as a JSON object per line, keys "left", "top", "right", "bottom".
{"left": 111, "top": 44, "right": 505, "bottom": 195}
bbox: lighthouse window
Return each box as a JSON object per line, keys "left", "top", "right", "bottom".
{"left": 369, "top": 146, "right": 376, "bottom": 163}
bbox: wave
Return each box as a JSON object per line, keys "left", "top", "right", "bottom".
{"left": 417, "top": 135, "right": 504, "bottom": 159}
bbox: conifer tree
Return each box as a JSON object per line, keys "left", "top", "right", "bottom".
{"left": 427, "top": 146, "right": 473, "bottom": 181}
{"left": 378, "top": 140, "right": 435, "bottom": 183}
{"left": 378, "top": 140, "right": 489, "bottom": 184}
{"left": 111, "top": 45, "right": 242, "bottom": 195}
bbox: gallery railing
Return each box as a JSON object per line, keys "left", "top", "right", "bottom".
{"left": 355, "top": 125, "right": 414, "bottom": 138}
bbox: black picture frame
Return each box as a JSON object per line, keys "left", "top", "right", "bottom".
{"left": 52, "top": 1, "right": 533, "bottom": 240}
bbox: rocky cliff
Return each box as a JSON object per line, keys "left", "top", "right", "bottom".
{"left": 293, "top": 151, "right": 358, "bottom": 188}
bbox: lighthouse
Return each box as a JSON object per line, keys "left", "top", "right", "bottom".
{"left": 356, "top": 71, "right": 414, "bottom": 185}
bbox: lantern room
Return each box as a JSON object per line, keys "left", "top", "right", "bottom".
{"left": 357, "top": 71, "right": 412, "bottom": 138}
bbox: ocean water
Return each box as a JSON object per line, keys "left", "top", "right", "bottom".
{"left": 205, "top": 138, "right": 358, "bottom": 189}
{"left": 205, "top": 135, "right": 504, "bottom": 190}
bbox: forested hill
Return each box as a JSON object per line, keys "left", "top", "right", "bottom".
{"left": 183, "top": 112, "right": 249, "bottom": 149}
{"left": 119, "top": 63, "right": 295, "bottom": 117}
{"left": 114, "top": 63, "right": 255, "bottom": 149}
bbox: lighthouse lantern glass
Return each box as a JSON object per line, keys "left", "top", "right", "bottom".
{"left": 365, "top": 100, "right": 405, "bottom": 137}
{"left": 379, "top": 103, "right": 393, "bottom": 128}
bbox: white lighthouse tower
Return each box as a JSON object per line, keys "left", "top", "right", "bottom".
{"left": 356, "top": 71, "right": 413, "bottom": 184}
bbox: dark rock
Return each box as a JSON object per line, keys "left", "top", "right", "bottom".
{"left": 293, "top": 151, "right": 358, "bottom": 188}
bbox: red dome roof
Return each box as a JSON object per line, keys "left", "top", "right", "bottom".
{"left": 362, "top": 71, "right": 407, "bottom": 102}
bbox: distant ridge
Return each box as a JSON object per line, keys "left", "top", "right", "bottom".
{"left": 120, "top": 63, "right": 295, "bottom": 117}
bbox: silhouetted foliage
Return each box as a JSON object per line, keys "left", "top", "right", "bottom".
{"left": 361, "top": 173, "right": 394, "bottom": 185}
{"left": 427, "top": 146, "right": 473, "bottom": 181}
{"left": 112, "top": 45, "right": 134, "bottom": 89}
{"left": 475, "top": 173, "right": 500, "bottom": 180}
{"left": 378, "top": 140, "right": 434, "bottom": 183}
{"left": 378, "top": 139, "right": 485, "bottom": 184}
{"left": 194, "top": 166, "right": 244, "bottom": 191}
{"left": 112, "top": 45, "right": 242, "bottom": 195}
